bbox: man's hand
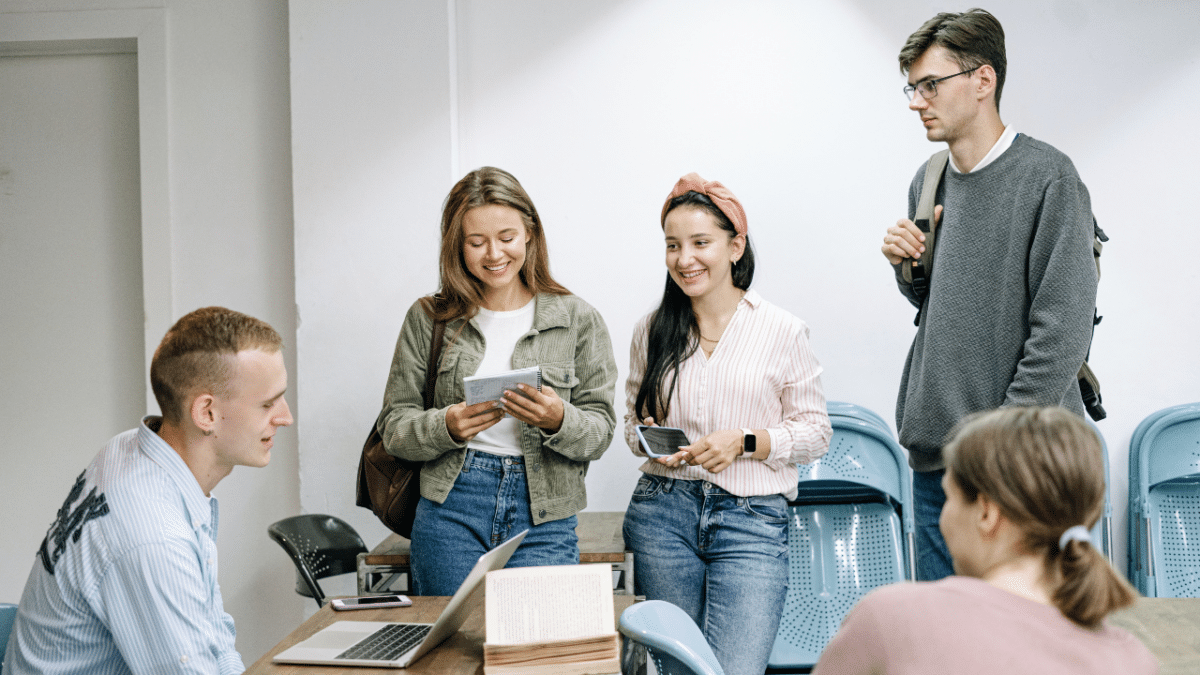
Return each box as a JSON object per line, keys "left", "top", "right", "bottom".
{"left": 882, "top": 205, "right": 942, "bottom": 265}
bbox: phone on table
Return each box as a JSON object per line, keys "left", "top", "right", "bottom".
{"left": 330, "top": 594, "right": 412, "bottom": 611}
{"left": 635, "top": 425, "right": 691, "bottom": 458}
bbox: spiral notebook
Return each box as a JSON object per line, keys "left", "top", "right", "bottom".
{"left": 464, "top": 366, "right": 542, "bottom": 405}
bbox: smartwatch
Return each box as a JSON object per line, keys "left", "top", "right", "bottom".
{"left": 741, "top": 428, "right": 756, "bottom": 456}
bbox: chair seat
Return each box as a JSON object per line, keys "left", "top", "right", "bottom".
{"left": 1148, "top": 481, "right": 1200, "bottom": 597}
{"left": 769, "top": 502, "right": 904, "bottom": 669}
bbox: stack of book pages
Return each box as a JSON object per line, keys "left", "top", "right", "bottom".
{"left": 483, "top": 564, "right": 621, "bottom": 675}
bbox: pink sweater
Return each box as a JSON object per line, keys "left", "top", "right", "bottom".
{"left": 814, "top": 577, "right": 1157, "bottom": 675}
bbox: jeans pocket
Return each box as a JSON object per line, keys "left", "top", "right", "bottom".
{"left": 743, "top": 494, "right": 788, "bottom": 524}
{"left": 630, "top": 474, "right": 665, "bottom": 501}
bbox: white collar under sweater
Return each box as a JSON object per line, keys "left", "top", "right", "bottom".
{"left": 948, "top": 124, "right": 1018, "bottom": 174}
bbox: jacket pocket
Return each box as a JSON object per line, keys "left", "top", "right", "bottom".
{"left": 540, "top": 362, "right": 580, "bottom": 398}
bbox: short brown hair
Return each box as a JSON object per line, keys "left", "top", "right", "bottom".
{"left": 945, "top": 407, "right": 1137, "bottom": 628}
{"left": 150, "top": 306, "right": 283, "bottom": 423}
{"left": 899, "top": 8, "right": 1007, "bottom": 110}
{"left": 425, "top": 167, "right": 569, "bottom": 323}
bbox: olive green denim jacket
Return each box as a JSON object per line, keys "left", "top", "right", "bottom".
{"left": 377, "top": 293, "right": 617, "bottom": 525}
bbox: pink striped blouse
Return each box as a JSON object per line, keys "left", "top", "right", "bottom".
{"left": 624, "top": 290, "right": 832, "bottom": 499}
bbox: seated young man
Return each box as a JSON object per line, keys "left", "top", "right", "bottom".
{"left": 4, "top": 306, "right": 293, "bottom": 675}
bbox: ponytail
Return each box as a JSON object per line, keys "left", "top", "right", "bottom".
{"left": 1051, "top": 534, "right": 1137, "bottom": 629}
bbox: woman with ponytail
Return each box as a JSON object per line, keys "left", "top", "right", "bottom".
{"left": 814, "top": 406, "right": 1156, "bottom": 675}
{"left": 622, "top": 173, "right": 832, "bottom": 675}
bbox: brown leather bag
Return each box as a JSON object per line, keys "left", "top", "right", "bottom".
{"left": 355, "top": 317, "right": 446, "bottom": 538}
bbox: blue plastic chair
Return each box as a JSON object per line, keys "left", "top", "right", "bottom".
{"left": 1, "top": 602, "right": 18, "bottom": 667}
{"left": 826, "top": 401, "right": 892, "bottom": 437}
{"left": 619, "top": 600, "right": 724, "bottom": 675}
{"left": 768, "top": 415, "right": 914, "bottom": 671}
{"left": 1088, "top": 420, "right": 1113, "bottom": 560}
{"left": 1127, "top": 403, "right": 1200, "bottom": 596}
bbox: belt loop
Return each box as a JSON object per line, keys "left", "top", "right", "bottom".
{"left": 461, "top": 448, "right": 475, "bottom": 473}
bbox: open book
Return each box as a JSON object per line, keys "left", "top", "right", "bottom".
{"left": 483, "top": 564, "right": 620, "bottom": 675}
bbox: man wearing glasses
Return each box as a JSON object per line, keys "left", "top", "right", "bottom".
{"left": 881, "top": 9, "right": 1098, "bottom": 582}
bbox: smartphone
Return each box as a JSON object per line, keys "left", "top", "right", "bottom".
{"left": 331, "top": 594, "right": 412, "bottom": 611}
{"left": 635, "top": 425, "right": 691, "bottom": 458}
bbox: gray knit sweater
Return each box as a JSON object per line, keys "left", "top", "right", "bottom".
{"left": 894, "top": 134, "right": 1098, "bottom": 471}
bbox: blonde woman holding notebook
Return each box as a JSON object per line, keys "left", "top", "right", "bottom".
{"left": 377, "top": 167, "right": 617, "bottom": 595}
{"left": 623, "top": 172, "right": 832, "bottom": 675}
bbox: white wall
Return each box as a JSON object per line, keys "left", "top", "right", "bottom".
{"left": 2, "top": 0, "right": 1197, "bottom": 668}
{"left": 292, "top": 0, "right": 1200, "bottom": 589}
{"left": 1, "top": 0, "right": 304, "bottom": 665}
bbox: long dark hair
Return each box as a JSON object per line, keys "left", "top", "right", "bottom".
{"left": 633, "top": 191, "right": 755, "bottom": 422}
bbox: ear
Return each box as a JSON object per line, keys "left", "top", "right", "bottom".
{"left": 975, "top": 64, "right": 998, "bottom": 104}
{"left": 191, "top": 393, "right": 217, "bottom": 436}
{"left": 730, "top": 233, "right": 746, "bottom": 263}
{"left": 976, "top": 492, "right": 1004, "bottom": 539}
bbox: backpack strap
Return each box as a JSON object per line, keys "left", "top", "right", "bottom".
{"left": 901, "top": 149, "right": 950, "bottom": 323}
{"left": 1078, "top": 218, "right": 1109, "bottom": 421}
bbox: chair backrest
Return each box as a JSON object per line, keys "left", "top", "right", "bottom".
{"left": 0, "top": 602, "right": 17, "bottom": 667}
{"left": 826, "top": 401, "right": 892, "bottom": 437}
{"left": 1087, "top": 420, "right": 1113, "bottom": 560}
{"left": 796, "top": 418, "right": 912, "bottom": 526}
{"left": 1127, "top": 404, "right": 1200, "bottom": 596}
{"left": 618, "top": 600, "right": 724, "bottom": 675}
{"left": 267, "top": 514, "right": 367, "bottom": 607}
{"left": 769, "top": 415, "right": 914, "bottom": 671}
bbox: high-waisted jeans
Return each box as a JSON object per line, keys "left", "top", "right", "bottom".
{"left": 623, "top": 473, "right": 789, "bottom": 675}
{"left": 410, "top": 449, "right": 578, "bottom": 596}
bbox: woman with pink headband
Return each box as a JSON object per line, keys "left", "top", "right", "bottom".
{"left": 622, "top": 172, "right": 833, "bottom": 675}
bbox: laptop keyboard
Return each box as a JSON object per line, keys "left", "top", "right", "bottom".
{"left": 336, "top": 623, "right": 432, "bottom": 661}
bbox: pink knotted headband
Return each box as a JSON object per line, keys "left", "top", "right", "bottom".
{"left": 660, "top": 172, "right": 748, "bottom": 236}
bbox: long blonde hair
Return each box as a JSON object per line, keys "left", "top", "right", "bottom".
{"left": 422, "top": 166, "right": 568, "bottom": 323}
{"left": 945, "top": 406, "right": 1137, "bottom": 628}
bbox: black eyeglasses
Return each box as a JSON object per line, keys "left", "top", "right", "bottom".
{"left": 903, "top": 66, "right": 980, "bottom": 101}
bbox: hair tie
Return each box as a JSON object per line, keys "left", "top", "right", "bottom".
{"left": 661, "top": 172, "right": 748, "bottom": 236}
{"left": 1058, "top": 525, "right": 1092, "bottom": 550}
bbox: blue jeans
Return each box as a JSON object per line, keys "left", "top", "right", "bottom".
{"left": 410, "top": 450, "right": 578, "bottom": 596}
{"left": 913, "top": 468, "right": 954, "bottom": 581}
{"left": 623, "top": 474, "right": 788, "bottom": 675}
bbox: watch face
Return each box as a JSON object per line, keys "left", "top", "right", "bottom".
{"left": 744, "top": 433, "right": 756, "bottom": 454}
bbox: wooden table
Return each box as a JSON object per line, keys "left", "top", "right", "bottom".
{"left": 1109, "top": 597, "right": 1200, "bottom": 675}
{"left": 245, "top": 595, "right": 637, "bottom": 674}
{"left": 358, "top": 511, "right": 634, "bottom": 595}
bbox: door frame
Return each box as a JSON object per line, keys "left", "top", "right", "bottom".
{"left": 1, "top": 8, "right": 170, "bottom": 412}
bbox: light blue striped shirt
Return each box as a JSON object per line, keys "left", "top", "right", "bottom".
{"left": 3, "top": 417, "right": 244, "bottom": 674}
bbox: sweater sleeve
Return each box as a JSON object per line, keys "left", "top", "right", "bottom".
{"left": 893, "top": 161, "right": 930, "bottom": 309}
{"left": 1003, "top": 175, "right": 1097, "bottom": 407}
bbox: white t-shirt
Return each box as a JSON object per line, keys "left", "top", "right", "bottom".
{"left": 467, "top": 300, "right": 535, "bottom": 457}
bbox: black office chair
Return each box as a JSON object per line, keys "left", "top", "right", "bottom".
{"left": 268, "top": 514, "right": 367, "bottom": 607}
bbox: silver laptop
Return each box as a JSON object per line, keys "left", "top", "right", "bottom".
{"left": 273, "top": 530, "right": 528, "bottom": 668}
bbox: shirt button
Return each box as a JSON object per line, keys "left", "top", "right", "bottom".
{"left": 180, "top": 655, "right": 189, "bottom": 664}
{"left": 538, "top": 510, "right": 546, "bottom": 518}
